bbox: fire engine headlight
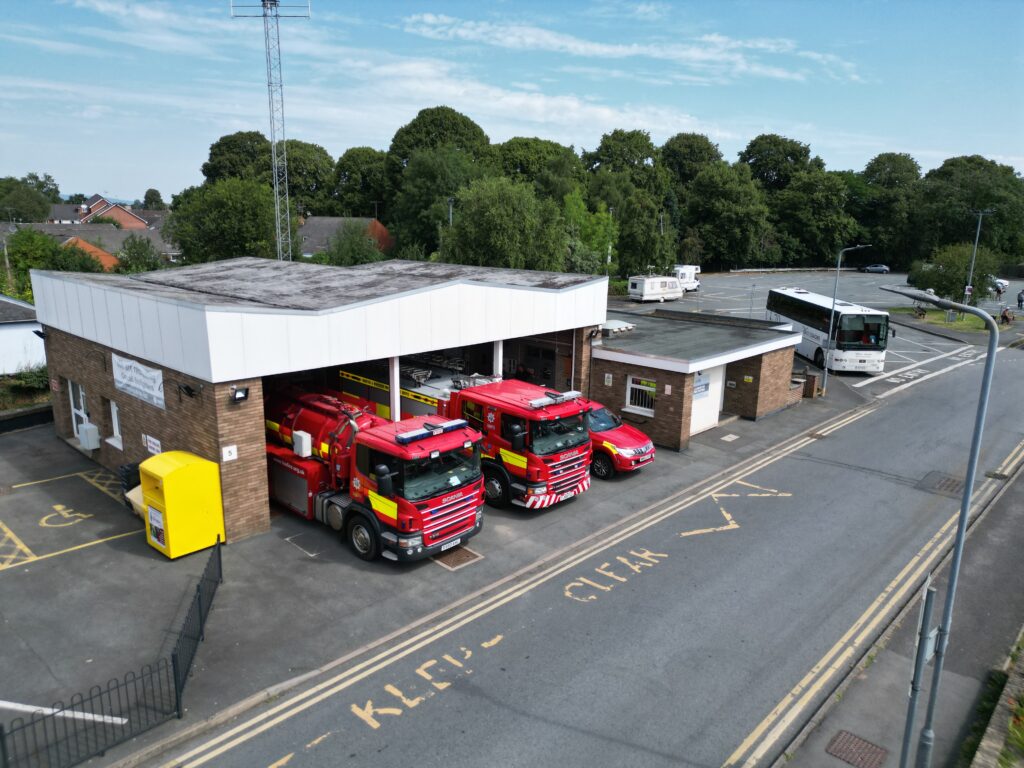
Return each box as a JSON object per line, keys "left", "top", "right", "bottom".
{"left": 397, "top": 534, "right": 422, "bottom": 548}
{"left": 527, "top": 484, "right": 548, "bottom": 496}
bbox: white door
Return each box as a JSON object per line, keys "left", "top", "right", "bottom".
{"left": 68, "top": 380, "right": 89, "bottom": 438}
{"left": 689, "top": 366, "right": 725, "bottom": 435}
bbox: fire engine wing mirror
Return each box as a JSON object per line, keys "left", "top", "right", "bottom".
{"left": 510, "top": 423, "right": 526, "bottom": 452}
{"left": 374, "top": 465, "right": 394, "bottom": 497}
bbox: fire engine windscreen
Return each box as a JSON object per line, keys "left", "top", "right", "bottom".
{"left": 530, "top": 414, "right": 589, "bottom": 456}
{"left": 586, "top": 407, "right": 622, "bottom": 433}
{"left": 401, "top": 443, "right": 482, "bottom": 502}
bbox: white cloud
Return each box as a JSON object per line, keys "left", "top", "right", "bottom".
{"left": 402, "top": 13, "right": 861, "bottom": 83}
{"left": 0, "top": 32, "right": 118, "bottom": 58}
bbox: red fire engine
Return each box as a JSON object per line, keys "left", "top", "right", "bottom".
{"left": 436, "top": 379, "right": 592, "bottom": 509}
{"left": 265, "top": 389, "right": 485, "bottom": 561}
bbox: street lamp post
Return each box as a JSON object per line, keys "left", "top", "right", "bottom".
{"left": 881, "top": 286, "right": 999, "bottom": 768}
{"left": 821, "top": 244, "right": 871, "bottom": 396}
{"left": 447, "top": 197, "right": 454, "bottom": 227}
{"left": 964, "top": 209, "right": 994, "bottom": 306}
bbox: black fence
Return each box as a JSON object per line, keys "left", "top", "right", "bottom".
{"left": 0, "top": 539, "right": 223, "bottom": 768}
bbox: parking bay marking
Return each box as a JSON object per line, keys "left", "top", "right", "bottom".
{"left": 853, "top": 347, "right": 966, "bottom": 388}
{"left": 164, "top": 406, "right": 879, "bottom": 768}
{"left": 0, "top": 520, "right": 35, "bottom": 569}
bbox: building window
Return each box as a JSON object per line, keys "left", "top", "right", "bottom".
{"left": 625, "top": 375, "right": 656, "bottom": 416}
{"left": 68, "top": 379, "right": 89, "bottom": 438}
{"left": 105, "top": 399, "right": 122, "bottom": 450}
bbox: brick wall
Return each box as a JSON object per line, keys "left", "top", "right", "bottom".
{"left": 589, "top": 356, "right": 692, "bottom": 451}
{"left": 723, "top": 347, "right": 799, "bottom": 419}
{"left": 44, "top": 327, "right": 269, "bottom": 541}
{"left": 573, "top": 326, "right": 597, "bottom": 397}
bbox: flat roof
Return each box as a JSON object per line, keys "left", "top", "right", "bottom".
{"left": 594, "top": 310, "right": 801, "bottom": 373}
{"left": 37, "top": 257, "right": 604, "bottom": 313}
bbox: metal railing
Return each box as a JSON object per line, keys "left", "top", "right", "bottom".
{"left": 1, "top": 539, "right": 223, "bottom": 768}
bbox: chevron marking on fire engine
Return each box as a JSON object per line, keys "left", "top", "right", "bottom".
{"left": 368, "top": 491, "right": 397, "bottom": 521}
{"left": 499, "top": 448, "right": 528, "bottom": 469}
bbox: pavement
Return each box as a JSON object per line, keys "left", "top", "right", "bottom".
{"left": 1, "top": 317, "right": 1019, "bottom": 767}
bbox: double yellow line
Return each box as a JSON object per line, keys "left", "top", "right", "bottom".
{"left": 163, "top": 407, "right": 879, "bottom": 768}
{"left": 723, "top": 434, "right": 1024, "bottom": 767}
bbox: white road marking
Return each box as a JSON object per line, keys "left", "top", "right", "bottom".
{"left": 853, "top": 348, "right": 965, "bottom": 387}
{"left": 0, "top": 700, "right": 128, "bottom": 725}
{"left": 876, "top": 352, "right": 989, "bottom": 399}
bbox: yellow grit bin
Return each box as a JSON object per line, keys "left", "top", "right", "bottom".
{"left": 140, "top": 451, "right": 225, "bottom": 559}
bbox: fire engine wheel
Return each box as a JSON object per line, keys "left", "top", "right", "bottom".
{"left": 591, "top": 452, "right": 615, "bottom": 480}
{"left": 483, "top": 467, "right": 509, "bottom": 508}
{"left": 346, "top": 514, "right": 380, "bottom": 561}
{"left": 814, "top": 348, "right": 825, "bottom": 369}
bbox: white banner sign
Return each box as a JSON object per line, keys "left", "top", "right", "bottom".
{"left": 693, "top": 372, "right": 710, "bottom": 399}
{"left": 112, "top": 353, "right": 165, "bottom": 409}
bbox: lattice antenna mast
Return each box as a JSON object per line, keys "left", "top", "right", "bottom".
{"left": 231, "top": 1, "right": 310, "bottom": 261}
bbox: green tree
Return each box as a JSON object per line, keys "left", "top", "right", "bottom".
{"left": 685, "top": 162, "right": 774, "bottom": 270}
{"left": 911, "top": 243, "right": 1000, "bottom": 304}
{"left": 142, "top": 188, "right": 166, "bottom": 210}
{"left": 771, "top": 170, "right": 856, "bottom": 265}
{"left": 390, "top": 145, "right": 489, "bottom": 254}
{"left": 584, "top": 129, "right": 665, "bottom": 197}
{"left": 66, "top": 193, "right": 87, "bottom": 204}
{"left": 616, "top": 188, "right": 675, "bottom": 277}
{"left": 316, "top": 222, "right": 385, "bottom": 267}
{"left": 661, "top": 133, "right": 722, "bottom": 192}
{"left": 862, "top": 153, "right": 921, "bottom": 189}
{"left": 283, "top": 139, "right": 336, "bottom": 216}
{"left": 497, "top": 137, "right": 584, "bottom": 201}
{"left": 563, "top": 189, "right": 617, "bottom": 274}
{"left": 386, "top": 107, "right": 491, "bottom": 199}
{"left": 333, "top": 147, "right": 387, "bottom": 218}
{"left": 89, "top": 215, "right": 121, "bottom": 229}
{"left": 441, "top": 177, "right": 566, "bottom": 272}
{"left": 909, "top": 155, "right": 1024, "bottom": 265}
{"left": 201, "top": 131, "right": 271, "bottom": 182}
{"left": 738, "top": 134, "right": 824, "bottom": 192}
{"left": 20, "top": 172, "right": 61, "bottom": 203}
{"left": 3, "top": 229, "right": 100, "bottom": 299}
{"left": 586, "top": 169, "right": 635, "bottom": 220}
{"left": 115, "top": 234, "right": 163, "bottom": 273}
{"left": 165, "top": 178, "right": 278, "bottom": 263}
{"left": 0, "top": 177, "right": 51, "bottom": 222}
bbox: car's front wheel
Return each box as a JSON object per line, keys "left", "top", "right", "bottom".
{"left": 591, "top": 452, "right": 616, "bottom": 480}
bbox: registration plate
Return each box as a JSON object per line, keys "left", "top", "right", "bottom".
{"left": 441, "top": 538, "right": 461, "bottom": 551}
{"left": 556, "top": 490, "right": 576, "bottom": 502}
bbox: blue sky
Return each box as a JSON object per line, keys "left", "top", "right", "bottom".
{"left": 1, "top": 0, "right": 1021, "bottom": 201}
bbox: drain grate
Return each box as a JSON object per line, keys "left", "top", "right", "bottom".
{"left": 916, "top": 471, "right": 966, "bottom": 499}
{"left": 825, "top": 730, "right": 888, "bottom": 768}
{"left": 433, "top": 545, "right": 482, "bottom": 571}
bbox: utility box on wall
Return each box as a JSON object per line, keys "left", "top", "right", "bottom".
{"left": 140, "top": 451, "right": 226, "bottom": 559}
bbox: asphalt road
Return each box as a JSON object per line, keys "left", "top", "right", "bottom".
{"left": 158, "top": 342, "right": 1024, "bottom": 768}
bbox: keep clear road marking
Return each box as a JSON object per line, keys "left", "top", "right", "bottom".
{"left": 723, "top": 436, "right": 1024, "bottom": 768}
{"left": 851, "top": 347, "right": 964, "bottom": 387}
{"left": 876, "top": 350, "right": 995, "bottom": 400}
{"left": 162, "top": 406, "right": 879, "bottom": 768}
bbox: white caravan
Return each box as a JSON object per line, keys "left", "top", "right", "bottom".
{"left": 628, "top": 276, "right": 684, "bottom": 302}
{"left": 671, "top": 264, "right": 701, "bottom": 291}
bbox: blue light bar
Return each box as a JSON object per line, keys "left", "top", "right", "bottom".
{"left": 528, "top": 390, "right": 583, "bottom": 409}
{"left": 395, "top": 418, "right": 470, "bottom": 445}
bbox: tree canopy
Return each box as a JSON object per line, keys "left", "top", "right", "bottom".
{"left": 386, "top": 107, "right": 491, "bottom": 196}
{"left": 333, "top": 147, "right": 387, "bottom": 218}
{"left": 142, "top": 188, "right": 166, "bottom": 210}
{"left": 0, "top": 177, "right": 52, "bottom": 222}
{"left": 165, "top": 178, "right": 278, "bottom": 263}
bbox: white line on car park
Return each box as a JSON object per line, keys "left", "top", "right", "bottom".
{"left": 876, "top": 352, "right": 990, "bottom": 399}
{"left": 853, "top": 348, "right": 965, "bottom": 387}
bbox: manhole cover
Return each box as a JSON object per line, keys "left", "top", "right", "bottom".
{"left": 825, "top": 730, "right": 888, "bottom": 768}
{"left": 433, "top": 546, "right": 482, "bottom": 571}
{"left": 916, "top": 471, "right": 966, "bottom": 498}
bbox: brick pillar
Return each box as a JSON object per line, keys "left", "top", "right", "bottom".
{"left": 573, "top": 326, "right": 597, "bottom": 397}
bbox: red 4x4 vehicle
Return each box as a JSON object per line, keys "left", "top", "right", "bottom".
{"left": 583, "top": 399, "right": 655, "bottom": 479}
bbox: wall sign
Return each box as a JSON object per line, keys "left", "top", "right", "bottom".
{"left": 604, "top": 373, "right": 613, "bottom": 387}
{"left": 664, "top": 384, "right": 672, "bottom": 396}
{"left": 693, "top": 372, "right": 710, "bottom": 399}
{"left": 112, "top": 353, "right": 165, "bottom": 409}
{"left": 743, "top": 375, "right": 754, "bottom": 384}
{"left": 143, "top": 433, "right": 162, "bottom": 455}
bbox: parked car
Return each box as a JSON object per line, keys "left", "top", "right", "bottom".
{"left": 858, "top": 264, "right": 890, "bottom": 273}
{"left": 582, "top": 399, "right": 655, "bottom": 479}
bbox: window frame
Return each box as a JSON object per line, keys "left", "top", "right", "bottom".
{"left": 105, "top": 398, "right": 123, "bottom": 450}
{"left": 624, "top": 375, "right": 656, "bottom": 417}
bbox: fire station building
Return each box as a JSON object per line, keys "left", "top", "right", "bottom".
{"left": 31, "top": 257, "right": 803, "bottom": 542}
